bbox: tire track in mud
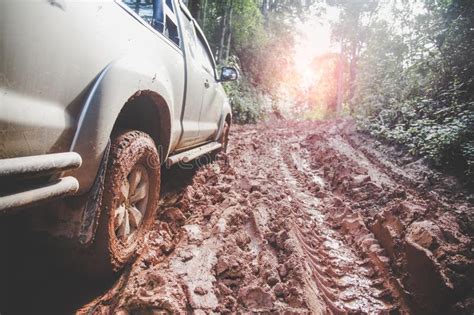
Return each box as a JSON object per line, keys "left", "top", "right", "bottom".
{"left": 228, "top": 126, "right": 399, "bottom": 313}
{"left": 298, "top": 121, "right": 473, "bottom": 314}
{"left": 274, "top": 139, "right": 399, "bottom": 314}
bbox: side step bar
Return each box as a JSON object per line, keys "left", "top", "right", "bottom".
{"left": 0, "top": 177, "right": 79, "bottom": 213}
{"left": 0, "top": 152, "right": 82, "bottom": 213}
{"left": 166, "top": 142, "right": 222, "bottom": 167}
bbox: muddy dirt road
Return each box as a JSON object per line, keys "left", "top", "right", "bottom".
{"left": 1, "top": 120, "right": 473, "bottom": 314}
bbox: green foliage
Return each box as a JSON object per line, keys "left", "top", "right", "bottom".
{"left": 354, "top": 0, "right": 474, "bottom": 176}
{"left": 224, "top": 76, "right": 266, "bottom": 124}
{"left": 359, "top": 100, "right": 474, "bottom": 173}
{"left": 195, "top": 0, "right": 266, "bottom": 60}
{"left": 187, "top": 0, "right": 310, "bottom": 123}
{"left": 231, "top": 0, "right": 266, "bottom": 52}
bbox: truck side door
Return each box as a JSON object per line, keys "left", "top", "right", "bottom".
{"left": 193, "top": 28, "right": 221, "bottom": 141}
{"left": 176, "top": 7, "right": 205, "bottom": 149}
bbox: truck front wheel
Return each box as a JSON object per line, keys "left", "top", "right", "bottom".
{"left": 92, "top": 130, "right": 160, "bottom": 274}
{"left": 217, "top": 120, "right": 230, "bottom": 153}
{"left": 221, "top": 120, "right": 230, "bottom": 153}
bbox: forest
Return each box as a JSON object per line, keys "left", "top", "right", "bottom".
{"left": 184, "top": 0, "right": 474, "bottom": 180}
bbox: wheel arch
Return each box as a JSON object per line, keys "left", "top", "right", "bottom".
{"left": 67, "top": 61, "right": 177, "bottom": 194}
{"left": 113, "top": 90, "right": 171, "bottom": 163}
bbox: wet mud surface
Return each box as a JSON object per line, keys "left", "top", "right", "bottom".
{"left": 1, "top": 120, "right": 473, "bottom": 314}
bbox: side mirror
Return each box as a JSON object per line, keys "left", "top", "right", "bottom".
{"left": 219, "top": 67, "right": 239, "bottom": 82}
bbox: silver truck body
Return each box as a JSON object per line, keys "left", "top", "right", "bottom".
{"left": 0, "top": 0, "right": 233, "bottom": 240}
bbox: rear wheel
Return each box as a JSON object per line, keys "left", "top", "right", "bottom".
{"left": 90, "top": 130, "right": 160, "bottom": 274}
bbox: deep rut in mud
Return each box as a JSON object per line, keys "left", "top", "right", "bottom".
{"left": 278, "top": 142, "right": 397, "bottom": 313}
{"left": 1, "top": 120, "right": 472, "bottom": 314}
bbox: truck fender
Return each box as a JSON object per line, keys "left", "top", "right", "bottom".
{"left": 67, "top": 58, "right": 176, "bottom": 194}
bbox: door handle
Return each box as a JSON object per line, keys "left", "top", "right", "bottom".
{"left": 204, "top": 80, "right": 210, "bottom": 89}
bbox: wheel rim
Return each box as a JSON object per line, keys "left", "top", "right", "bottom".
{"left": 113, "top": 164, "right": 149, "bottom": 242}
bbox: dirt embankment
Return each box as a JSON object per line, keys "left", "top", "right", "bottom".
{"left": 80, "top": 120, "right": 473, "bottom": 314}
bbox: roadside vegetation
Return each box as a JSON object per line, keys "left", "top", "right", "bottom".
{"left": 348, "top": 0, "right": 474, "bottom": 179}
{"left": 185, "top": 0, "right": 474, "bottom": 180}
{"left": 185, "top": 0, "right": 318, "bottom": 123}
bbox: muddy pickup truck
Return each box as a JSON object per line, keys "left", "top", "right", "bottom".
{"left": 0, "top": 0, "right": 237, "bottom": 273}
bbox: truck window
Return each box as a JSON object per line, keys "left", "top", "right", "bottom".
{"left": 195, "top": 29, "right": 215, "bottom": 76}
{"left": 180, "top": 12, "right": 198, "bottom": 60}
{"left": 122, "top": 0, "right": 180, "bottom": 46}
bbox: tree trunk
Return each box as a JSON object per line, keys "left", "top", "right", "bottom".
{"left": 218, "top": 0, "right": 230, "bottom": 64}
{"left": 201, "top": 0, "right": 207, "bottom": 28}
{"left": 224, "top": 5, "right": 233, "bottom": 62}
{"left": 347, "top": 42, "right": 358, "bottom": 113}
{"left": 336, "top": 44, "right": 345, "bottom": 114}
{"left": 262, "top": 0, "right": 269, "bottom": 16}
{"left": 224, "top": 33, "right": 232, "bottom": 63}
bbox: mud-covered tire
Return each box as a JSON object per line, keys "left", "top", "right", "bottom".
{"left": 210, "top": 121, "right": 230, "bottom": 162}
{"left": 215, "top": 120, "right": 230, "bottom": 156}
{"left": 89, "top": 130, "right": 160, "bottom": 275}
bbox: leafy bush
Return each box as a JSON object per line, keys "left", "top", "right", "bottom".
{"left": 359, "top": 99, "right": 474, "bottom": 175}
{"left": 224, "top": 77, "right": 266, "bottom": 124}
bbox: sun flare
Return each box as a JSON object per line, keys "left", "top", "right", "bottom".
{"left": 293, "top": 8, "right": 338, "bottom": 88}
